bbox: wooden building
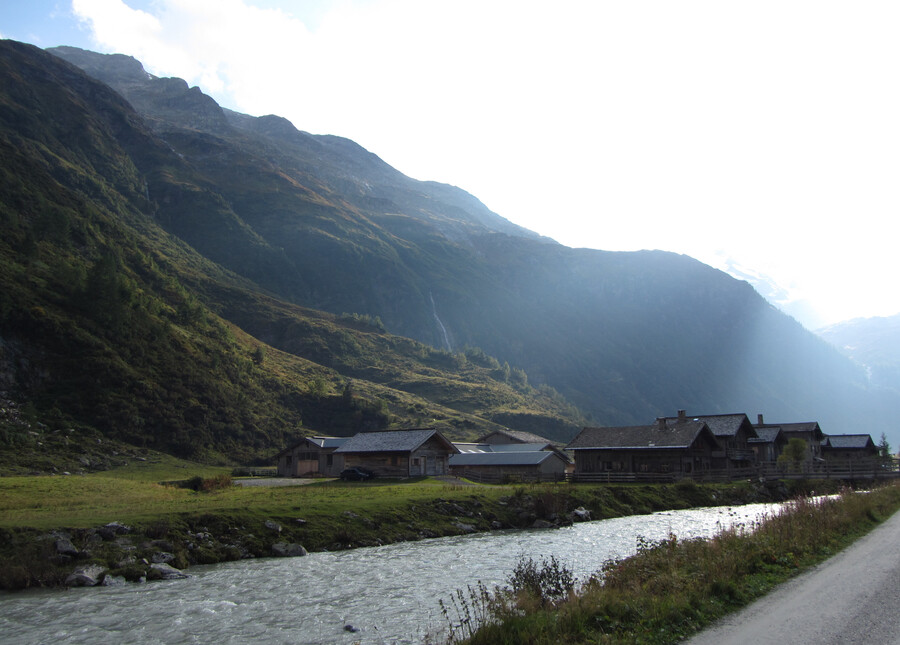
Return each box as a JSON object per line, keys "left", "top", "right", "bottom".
{"left": 449, "top": 441, "right": 570, "bottom": 480}
{"left": 748, "top": 426, "right": 787, "bottom": 462}
{"left": 820, "top": 434, "right": 878, "bottom": 462}
{"left": 756, "top": 415, "right": 825, "bottom": 463}
{"left": 663, "top": 411, "right": 758, "bottom": 469}
{"left": 275, "top": 436, "right": 348, "bottom": 477}
{"left": 449, "top": 449, "right": 569, "bottom": 480}
{"left": 566, "top": 419, "right": 720, "bottom": 477}
{"left": 333, "top": 428, "right": 459, "bottom": 477}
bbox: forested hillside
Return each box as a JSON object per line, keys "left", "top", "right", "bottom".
{"left": 0, "top": 40, "right": 582, "bottom": 469}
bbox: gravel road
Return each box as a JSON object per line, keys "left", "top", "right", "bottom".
{"left": 683, "top": 507, "right": 900, "bottom": 645}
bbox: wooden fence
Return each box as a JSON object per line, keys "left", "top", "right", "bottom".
{"left": 569, "top": 458, "right": 900, "bottom": 484}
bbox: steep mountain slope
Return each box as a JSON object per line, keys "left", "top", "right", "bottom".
{"left": 2, "top": 39, "right": 895, "bottom": 467}
{"left": 0, "top": 40, "right": 584, "bottom": 469}
{"left": 42, "top": 44, "right": 900, "bottom": 445}
{"left": 818, "top": 314, "right": 900, "bottom": 394}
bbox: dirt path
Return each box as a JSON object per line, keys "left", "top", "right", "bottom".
{"left": 683, "top": 508, "right": 900, "bottom": 645}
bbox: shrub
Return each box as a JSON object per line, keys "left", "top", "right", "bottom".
{"left": 508, "top": 555, "right": 575, "bottom": 605}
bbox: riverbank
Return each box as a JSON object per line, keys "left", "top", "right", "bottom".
{"left": 455, "top": 481, "right": 900, "bottom": 645}
{"left": 0, "top": 455, "right": 834, "bottom": 591}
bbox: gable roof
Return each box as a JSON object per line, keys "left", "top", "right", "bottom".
{"left": 821, "top": 434, "right": 876, "bottom": 450}
{"left": 334, "top": 428, "right": 458, "bottom": 454}
{"left": 759, "top": 421, "right": 824, "bottom": 441}
{"left": 566, "top": 421, "right": 713, "bottom": 450}
{"left": 274, "top": 435, "right": 348, "bottom": 458}
{"left": 449, "top": 451, "right": 567, "bottom": 467}
{"left": 666, "top": 413, "right": 757, "bottom": 439}
{"left": 476, "top": 429, "right": 553, "bottom": 444}
{"left": 748, "top": 427, "right": 784, "bottom": 444}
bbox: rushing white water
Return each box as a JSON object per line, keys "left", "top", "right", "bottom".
{"left": 0, "top": 503, "right": 780, "bottom": 645}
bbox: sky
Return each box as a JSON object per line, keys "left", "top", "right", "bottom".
{"left": 2, "top": 0, "right": 899, "bottom": 329}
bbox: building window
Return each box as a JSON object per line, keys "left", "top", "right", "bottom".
{"left": 326, "top": 454, "right": 333, "bottom": 466}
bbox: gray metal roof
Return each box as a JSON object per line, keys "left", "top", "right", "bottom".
{"left": 567, "top": 421, "right": 711, "bottom": 450}
{"left": 334, "top": 429, "right": 457, "bottom": 454}
{"left": 307, "top": 436, "right": 349, "bottom": 449}
{"left": 476, "top": 429, "right": 553, "bottom": 444}
{"left": 449, "top": 451, "right": 562, "bottom": 467}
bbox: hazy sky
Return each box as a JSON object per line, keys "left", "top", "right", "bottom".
{"left": 3, "top": 1, "right": 899, "bottom": 328}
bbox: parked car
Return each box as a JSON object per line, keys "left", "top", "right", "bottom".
{"left": 339, "top": 467, "right": 374, "bottom": 481}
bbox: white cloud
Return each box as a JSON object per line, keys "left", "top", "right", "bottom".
{"left": 69, "top": 0, "right": 900, "bottom": 324}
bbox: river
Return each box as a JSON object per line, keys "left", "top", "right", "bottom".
{"left": 0, "top": 502, "right": 781, "bottom": 644}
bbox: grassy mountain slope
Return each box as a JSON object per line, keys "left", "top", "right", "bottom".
{"left": 0, "top": 40, "right": 583, "bottom": 470}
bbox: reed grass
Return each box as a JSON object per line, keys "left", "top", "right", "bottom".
{"left": 455, "top": 482, "right": 900, "bottom": 644}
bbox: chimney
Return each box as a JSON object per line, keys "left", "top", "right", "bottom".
{"left": 757, "top": 414, "right": 764, "bottom": 425}
{"left": 677, "top": 409, "right": 687, "bottom": 423}
{"left": 657, "top": 417, "right": 666, "bottom": 430}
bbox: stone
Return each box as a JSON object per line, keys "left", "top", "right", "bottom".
{"left": 149, "top": 563, "right": 190, "bottom": 580}
{"left": 116, "top": 555, "right": 137, "bottom": 568}
{"left": 101, "top": 575, "right": 127, "bottom": 587}
{"left": 453, "top": 521, "right": 476, "bottom": 534}
{"left": 54, "top": 538, "right": 79, "bottom": 557}
{"left": 264, "top": 520, "right": 281, "bottom": 532}
{"left": 105, "top": 521, "right": 132, "bottom": 535}
{"left": 531, "top": 519, "right": 554, "bottom": 529}
{"left": 491, "top": 520, "right": 504, "bottom": 530}
{"left": 572, "top": 507, "right": 592, "bottom": 522}
{"left": 151, "top": 551, "right": 175, "bottom": 564}
{"left": 271, "top": 542, "right": 308, "bottom": 557}
{"left": 65, "top": 564, "right": 107, "bottom": 587}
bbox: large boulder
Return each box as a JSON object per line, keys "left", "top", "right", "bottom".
{"left": 65, "top": 564, "right": 107, "bottom": 587}
{"left": 271, "top": 542, "right": 308, "bottom": 557}
{"left": 149, "top": 563, "right": 190, "bottom": 580}
{"left": 572, "top": 507, "right": 592, "bottom": 522}
{"left": 54, "top": 537, "right": 79, "bottom": 558}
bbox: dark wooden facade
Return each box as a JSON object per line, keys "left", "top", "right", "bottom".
{"left": 821, "top": 434, "right": 878, "bottom": 462}
{"left": 275, "top": 436, "right": 347, "bottom": 477}
{"left": 335, "top": 428, "right": 459, "bottom": 477}
{"left": 567, "top": 421, "right": 720, "bottom": 476}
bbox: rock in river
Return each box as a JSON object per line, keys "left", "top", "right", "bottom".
{"left": 150, "top": 563, "right": 190, "bottom": 580}
{"left": 65, "top": 564, "right": 107, "bottom": 587}
{"left": 271, "top": 542, "right": 308, "bottom": 557}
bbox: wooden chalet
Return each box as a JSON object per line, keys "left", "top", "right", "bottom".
{"left": 755, "top": 415, "right": 825, "bottom": 463}
{"left": 821, "top": 434, "right": 878, "bottom": 462}
{"left": 663, "top": 411, "right": 758, "bottom": 469}
{"left": 275, "top": 436, "right": 348, "bottom": 477}
{"left": 566, "top": 419, "right": 719, "bottom": 477}
{"left": 748, "top": 426, "right": 787, "bottom": 462}
{"left": 333, "top": 428, "right": 459, "bottom": 477}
